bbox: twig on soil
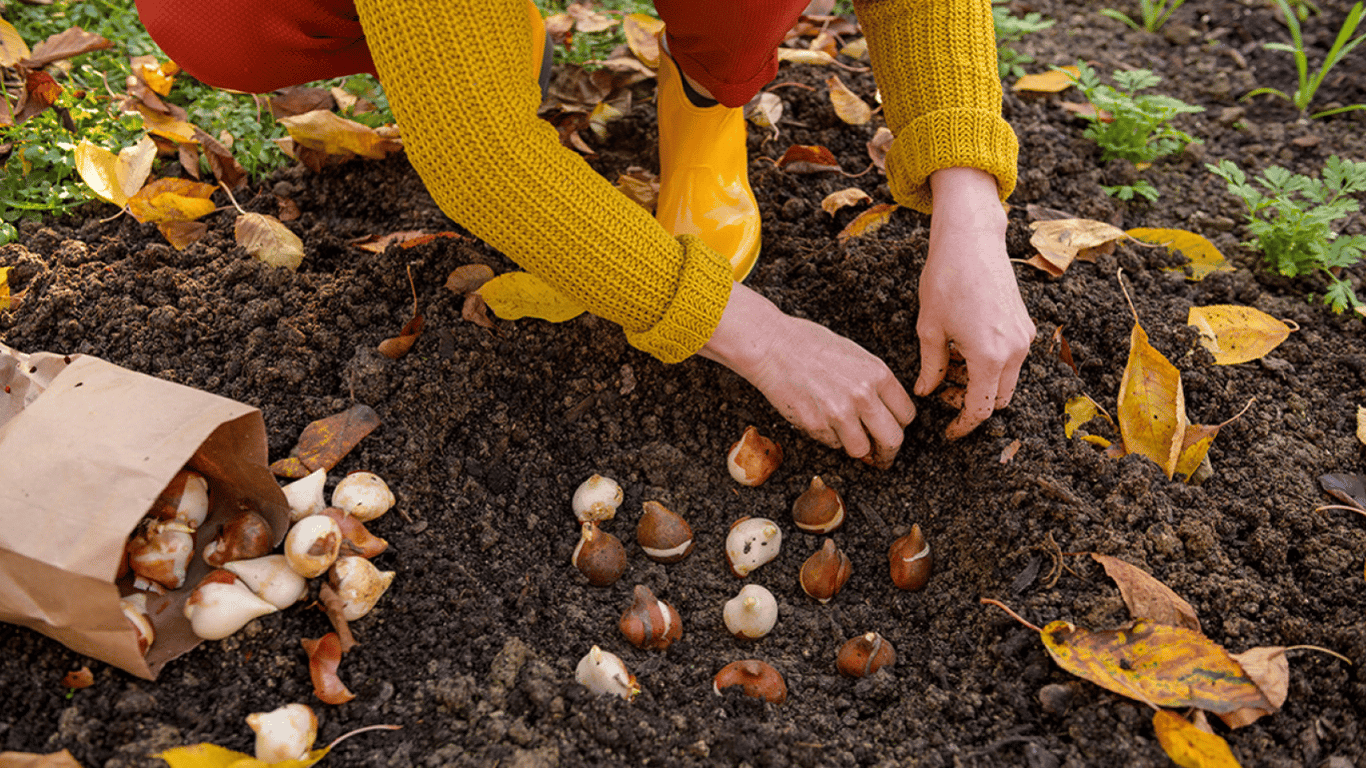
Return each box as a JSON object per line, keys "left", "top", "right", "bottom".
{"left": 326, "top": 723, "right": 403, "bottom": 751}
{"left": 318, "top": 582, "right": 358, "bottom": 652}
{"left": 220, "top": 181, "right": 248, "bottom": 215}
{"left": 980, "top": 598, "right": 1043, "bottom": 633}
{"left": 1040, "top": 531, "right": 1064, "bottom": 589}
{"left": 767, "top": 81, "right": 817, "bottom": 92}
{"left": 1315, "top": 504, "right": 1366, "bottom": 518}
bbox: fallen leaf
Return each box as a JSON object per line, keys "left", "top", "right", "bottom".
{"left": 278, "top": 110, "right": 401, "bottom": 160}
{"left": 744, "top": 92, "right": 783, "bottom": 136}
{"left": 1152, "top": 710, "right": 1243, "bottom": 767}
{"left": 1027, "top": 219, "right": 1127, "bottom": 275}
{"left": 270, "top": 86, "right": 336, "bottom": 118}
{"left": 1118, "top": 322, "right": 1187, "bottom": 479}
{"left": 999, "top": 439, "right": 1021, "bottom": 464}
{"left": 566, "top": 2, "right": 618, "bottom": 33}
{"left": 350, "top": 230, "right": 433, "bottom": 253}
{"left": 1128, "top": 228, "right": 1234, "bottom": 281}
{"left": 478, "top": 272, "right": 587, "bottom": 323}
{"left": 1091, "top": 553, "right": 1201, "bottom": 632}
{"left": 378, "top": 265, "right": 423, "bottom": 359}
{"left": 1063, "top": 394, "right": 1113, "bottom": 438}
{"left": 1041, "top": 618, "right": 1273, "bottom": 714}
{"left": 158, "top": 742, "right": 328, "bottom": 768}
{"left": 193, "top": 128, "right": 247, "bottom": 190}
{"left": 135, "top": 57, "right": 174, "bottom": 96}
{"left": 1174, "top": 422, "right": 1220, "bottom": 481}
{"left": 1051, "top": 325, "right": 1078, "bottom": 374}
{"left": 269, "top": 404, "right": 382, "bottom": 478}
{"left": 1060, "top": 101, "right": 1112, "bottom": 122}
{"left": 867, "top": 127, "right": 893, "bottom": 171}
{"left": 15, "top": 70, "right": 62, "bottom": 123}
{"left": 545, "top": 13, "right": 574, "bottom": 42}
{"left": 61, "top": 666, "right": 94, "bottom": 689}
{"left": 135, "top": 104, "right": 198, "bottom": 144}
{"left": 445, "top": 264, "right": 495, "bottom": 294}
{"left": 1221, "top": 646, "right": 1289, "bottom": 728}
{"left": 22, "top": 26, "right": 111, "bottom": 68}
{"left": 0, "top": 267, "right": 13, "bottom": 312}
{"left": 837, "top": 203, "right": 898, "bottom": 242}
{"left": 821, "top": 187, "right": 871, "bottom": 215}
{"left": 276, "top": 195, "right": 301, "bottom": 222}
{"left": 158, "top": 221, "right": 208, "bottom": 250}
{"left": 776, "top": 144, "right": 842, "bottom": 174}
{"left": 0, "top": 749, "right": 85, "bottom": 768}
{"left": 235, "top": 213, "right": 305, "bottom": 270}
{"left": 73, "top": 136, "right": 156, "bottom": 208}
{"left": 302, "top": 633, "right": 356, "bottom": 705}
{"left": 840, "top": 37, "right": 868, "bottom": 59}
{"left": 622, "top": 13, "right": 664, "bottom": 67}
{"left": 127, "top": 178, "right": 217, "bottom": 224}
{"left": 588, "top": 100, "right": 624, "bottom": 139}
{"left": 1358, "top": 406, "right": 1366, "bottom": 447}
{"left": 614, "top": 169, "right": 658, "bottom": 211}
{"left": 826, "top": 74, "right": 871, "bottom": 125}
{"left": 0, "top": 19, "right": 33, "bottom": 67}
{"left": 777, "top": 48, "right": 836, "bottom": 66}
{"left": 1187, "top": 305, "right": 1294, "bottom": 365}
{"left": 1014, "top": 65, "right": 1079, "bottom": 93}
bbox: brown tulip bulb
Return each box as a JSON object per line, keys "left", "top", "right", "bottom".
{"left": 203, "top": 508, "right": 274, "bottom": 567}
{"left": 727, "top": 426, "right": 783, "bottom": 486}
{"left": 320, "top": 507, "right": 389, "bottom": 559}
{"left": 836, "top": 632, "right": 896, "bottom": 677}
{"left": 619, "top": 584, "right": 682, "bottom": 650}
{"left": 791, "top": 476, "right": 845, "bottom": 533}
{"left": 888, "top": 524, "right": 932, "bottom": 591}
{"left": 636, "top": 501, "right": 694, "bottom": 563}
{"left": 799, "top": 538, "right": 852, "bottom": 603}
{"left": 572, "top": 522, "right": 627, "bottom": 587}
{"left": 713, "top": 660, "right": 787, "bottom": 704}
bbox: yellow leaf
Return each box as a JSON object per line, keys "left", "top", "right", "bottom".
{"left": 777, "top": 48, "right": 835, "bottom": 66}
{"left": 1128, "top": 228, "right": 1234, "bottom": 281}
{"left": 743, "top": 92, "right": 783, "bottom": 131}
{"left": 826, "top": 75, "right": 871, "bottom": 125}
{"left": 1153, "top": 711, "right": 1243, "bottom": 767}
{"left": 1091, "top": 552, "right": 1201, "bottom": 631}
{"left": 1081, "top": 434, "right": 1112, "bottom": 447}
{"left": 1028, "top": 219, "right": 1126, "bottom": 275}
{"left": 840, "top": 37, "right": 868, "bottom": 59}
{"left": 1064, "top": 394, "right": 1113, "bottom": 438}
{"left": 1041, "top": 619, "right": 1272, "bottom": 713}
{"left": 127, "top": 178, "right": 218, "bottom": 224}
{"left": 1118, "top": 323, "right": 1186, "bottom": 479}
{"left": 837, "top": 203, "right": 898, "bottom": 243}
{"left": 74, "top": 137, "right": 157, "bottom": 208}
{"left": 1173, "top": 422, "right": 1219, "bottom": 482}
{"left": 1358, "top": 406, "right": 1366, "bottom": 447}
{"left": 136, "top": 104, "right": 199, "bottom": 144}
{"left": 278, "top": 110, "right": 400, "bottom": 160}
{"left": 235, "top": 213, "right": 305, "bottom": 270}
{"left": 0, "top": 19, "right": 32, "bottom": 68}
{"left": 158, "top": 744, "right": 329, "bottom": 768}
{"left": 139, "top": 60, "right": 175, "bottom": 95}
{"left": 588, "top": 100, "right": 624, "bottom": 140}
{"left": 1187, "top": 305, "right": 1294, "bottom": 365}
{"left": 622, "top": 13, "right": 664, "bottom": 68}
{"left": 0, "top": 266, "right": 11, "bottom": 312}
{"left": 1013, "top": 66, "right": 1079, "bottom": 93}
{"left": 478, "top": 272, "right": 587, "bottom": 323}
{"left": 821, "top": 187, "right": 871, "bottom": 216}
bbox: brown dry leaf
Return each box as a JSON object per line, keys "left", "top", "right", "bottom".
{"left": 1027, "top": 219, "right": 1127, "bottom": 275}
{"left": 826, "top": 74, "right": 872, "bottom": 125}
{"left": 867, "top": 127, "right": 893, "bottom": 172}
{"left": 235, "top": 212, "right": 304, "bottom": 270}
{"left": 177, "top": 142, "right": 200, "bottom": 179}
{"left": 1118, "top": 322, "right": 1187, "bottom": 480}
{"left": 192, "top": 128, "right": 247, "bottom": 190}
{"left": 60, "top": 666, "right": 94, "bottom": 689}
{"left": 269, "top": 404, "right": 382, "bottom": 477}
{"left": 999, "top": 439, "right": 1022, "bottom": 464}
{"left": 478, "top": 272, "right": 586, "bottom": 323}
{"left": 301, "top": 633, "right": 356, "bottom": 705}
{"left": 14, "top": 70, "right": 62, "bottom": 123}
{"left": 1152, "top": 710, "right": 1243, "bottom": 767}
{"left": 567, "top": 2, "right": 618, "bottom": 33}
{"left": 269, "top": 86, "right": 336, "bottom": 119}
{"left": 1091, "top": 552, "right": 1201, "bottom": 632}
{"left": 614, "top": 168, "right": 658, "bottom": 211}
{"left": 821, "top": 187, "right": 872, "bottom": 216}
{"left": 127, "top": 178, "right": 217, "bottom": 224}
{"left": 1051, "top": 325, "right": 1078, "bottom": 374}
{"left": 777, "top": 144, "right": 842, "bottom": 174}
{"left": 622, "top": 13, "right": 664, "bottom": 67}
{"left": 837, "top": 203, "right": 898, "bottom": 243}
{"left": 1014, "top": 65, "right": 1079, "bottom": 93}
{"left": 378, "top": 315, "right": 424, "bottom": 359}
{"left": 545, "top": 13, "right": 575, "bottom": 43}
{"left": 744, "top": 92, "right": 783, "bottom": 138}
{"left": 350, "top": 230, "right": 433, "bottom": 253}
{"left": 446, "top": 264, "right": 496, "bottom": 294}
{"left": 463, "top": 293, "right": 496, "bottom": 330}
{"left": 0, "top": 19, "right": 33, "bottom": 67}
{"left": 1221, "top": 646, "right": 1289, "bottom": 728}
{"left": 276, "top": 195, "right": 301, "bottom": 222}
{"left": 278, "top": 109, "right": 401, "bottom": 160}
{"left": 158, "top": 221, "right": 208, "bottom": 251}
{"left": 1187, "top": 305, "right": 1293, "bottom": 365}
{"left": 777, "top": 48, "right": 836, "bottom": 67}
{"left": 1129, "top": 228, "right": 1234, "bottom": 281}
{"left": 0, "top": 750, "right": 85, "bottom": 768}
{"left": 1060, "top": 101, "right": 1112, "bottom": 122}
{"left": 1063, "top": 394, "right": 1114, "bottom": 439}
{"left": 22, "top": 26, "right": 111, "bottom": 68}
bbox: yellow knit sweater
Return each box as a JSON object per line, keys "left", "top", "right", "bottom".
{"left": 353, "top": 0, "right": 1017, "bottom": 363}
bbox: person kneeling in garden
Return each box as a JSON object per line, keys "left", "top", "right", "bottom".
{"left": 136, "top": 0, "right": 1035, "bottom": 468}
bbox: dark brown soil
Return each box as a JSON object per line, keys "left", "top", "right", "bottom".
{"left": 3, "top": 1, "right": 1366, "bottom": 765}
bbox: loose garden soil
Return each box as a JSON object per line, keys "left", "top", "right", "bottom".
{"left": 3, "top": 0, "right": 1365, "bottom": 765}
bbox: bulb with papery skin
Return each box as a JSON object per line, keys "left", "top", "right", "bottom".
{"left": 282, "top": 468, "right": 327, "bottom": 522}
{"left": 572, "top": 474, "right": 623, "bottom": 523}
{"left": 723, "top": 583, "right": 778, "bottom": 639}
{"left": 202, "top": 508, "right": 273, "bottom": 567}
{"left": 149, "top": 469, "right": 210, "bottom": 530}
{"left": 223, "top": 554, "right": 308, "bottom": 609}
{"left": 120, "top": 593, "right": 155, "bottom": 654}
{"left": 284, "top": 514, "right": 342, "bottom": 578}
{"left": 183, "top": 570, "right": 279, "bottom": 640}
{"left": 126, "top": 520, "right": 195, "bottom": 591}
{"left": 726, "top": 426, "right": 782, "bottom": 486}
{"left": 575, "top": 645, "right": 639, "bottom": 700}
{"left": 329, "top": 555, "right": 395, "bottom": 621}
{"left": 331, "top": 471, "right": 395, "bottom": 522}
{"left": 246, "top": 703, "right": 317, "bottom": 763}
{"left": 725, "top": 517, "right": 782, "bottom": 577}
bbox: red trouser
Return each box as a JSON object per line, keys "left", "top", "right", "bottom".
{"left": 135, "top": 0, "right": 810, "bottom": 107}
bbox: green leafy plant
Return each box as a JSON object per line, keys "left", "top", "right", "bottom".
{"left": 1099, "top": 0, "right": 1187, "bottom": 32}
{"left": 1244, "top": 0, "right": 1366, "bottom": 118}
{"left": 1103, "top": 180, "right": 1160, "bottom": 203}
{"left": 1208, "top": 157, "right": 1366, "bottom": 312}
{"left": 993, "top": 1, "right": 1056, "bottom": 80}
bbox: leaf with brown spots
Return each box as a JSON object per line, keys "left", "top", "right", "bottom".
{"left": 269, "top": 404, "right": 382, "bottom": 478}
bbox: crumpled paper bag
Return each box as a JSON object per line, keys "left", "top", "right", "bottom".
{"left": 0, "top": 343, "right": 289, "bottom": 679}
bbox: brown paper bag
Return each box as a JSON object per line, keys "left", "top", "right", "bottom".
{"left": 0, "top": 343, "right": 289, "bottom": 680}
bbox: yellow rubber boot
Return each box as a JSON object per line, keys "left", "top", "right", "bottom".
{"left": 654, "top": 50, "right": 761, "bottom": 282}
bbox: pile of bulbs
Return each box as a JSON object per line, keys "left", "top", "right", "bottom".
{"left": 119, "top": 467, "right": 397, "bottom": 653}
{"left": 573, "top": 425, "right": 934, "bottom": 705}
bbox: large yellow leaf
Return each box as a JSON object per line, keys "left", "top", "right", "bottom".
{"left": 622, "top": 13, "right": 664, "bottom": 67}
{"left": 1152, "top": 711, "right": 1242, "bottom": 768}
{"left": 74, "top": 136, "right": 156, "bottom": 207}
{"left": 278, "top": 110, "right": 400, "bottom": 160}
{"left": 235, "top": 213, "right": 304, "bottom": 270}
{"left": 0, "top": 19, "right": 32, "bottom": 68}
{"left": 821, "top": 187, "right": 871, "bottom": 216}
{"left": 777, "top": 48, "right": 835, "bottom": 66}
{"left": 1118, "top": 323, "right": 1186, "bottom": 479}
{"left": 0, "top": 266, "right": 13, "bottom": 312}
{"left": 1187, "top": 305, "right": 1293, "bottom": 365}
{"left": 837, "top": 204, "right": 898, "bottom": 243}
{"left": 1027, "top": 219, "right": 1126, "bottom": 276}
{"left": 478, "top": 272, "right": 586, "bottom": 322}
{"left": 1013, "top": 66, "right": 1078, "bottom": 93}
{"left": 158, "top": 743, "right": 329, "bottom": 768}
{"left": 136, "top": 104, "right": 199, "bottom": 145}
{"left": 1129, "top": 228, "right": 1234, "bottom": 281}
{"left": 826, "top": 75, "right": 871, "bottom": 125}
{"left": 1040, "top": 619, "right": 1273, "bottom": 713}
{"left": 127, "top": 178, "right": 218, "bottom": 224}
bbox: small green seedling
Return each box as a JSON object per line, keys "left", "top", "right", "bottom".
{"left": 1103, "top": 180, "right": 1161, "bottom": 203}
{"left": 1100, "top": 0, "right": 1187, "bottom": 32}
{"left": 1208, "top": 157, "right": 1366, "bottom": 312}
{"left": 993, "top": 1, "right": 1056, "bottom": 80}
{"left": 1244, "top": 0, "right": 1366, "bottom": 118}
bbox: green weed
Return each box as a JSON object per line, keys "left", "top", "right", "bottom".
{"left": 1208, "top": 157, "right": 1366, "bottom": 312}
{"left": 1100, "top": 0, "right": 1187, "bottom": 32}
{"left": 1244, "top": 0, "right": 1366, "bottom": 118}
{"left": 993, "top": 2, "right": 1056, "bottom": 80}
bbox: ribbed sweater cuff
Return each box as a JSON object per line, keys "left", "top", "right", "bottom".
{"left": 888, "top": 108, "right": 1019, "bottom": 214}
{"left": 625, "top": 234, "right": 734, "bottom": 363}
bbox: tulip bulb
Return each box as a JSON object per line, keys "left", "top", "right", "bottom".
{"left": 183, "top": 570, "right": 279, "bottom": 640}
{"left": 329, "top": 555, "right": 396, "bottom": 621}
{"left": 202, "top": 508, "right": 273, "bottom": 567}
{"left": 284, "top": 514, "right": 342, "bottom": 578}
{"left": 282, "top": 468, "right": 328, "bottom": 523}
{"left": 723, "top": 584, "right": 778, "bottom": 639}
{"left": 636, "top": 501, "right": 693, "bottom": 563}
{"left": 619, "top": 584, "right": 682, "bottom": 650}
{"left": 888, "top": 524, "right": 932, "bottom": 591}
{"left": 126, "top": 520, "right": 195, "bottom": 591}
{"left": 246, "top": 703, "right": 317, "bottom": 763}
{"left": 331, "top": 471, "right": 395, "bottom": 522}
{"left": 223, "top": 554, "right": 308, "bottom": 609}
{"left": 149, "top": 469, "right": 210, "bottom": 529}
{"left": 836, "top": 632, "right": 896, "bottom": 677}
{"left": 713, "top": 660, "right": 786, "bottom": 704}
{"left": 799, "top": 538, "right": 852, "bottom": 603}
{"left": 575, "top": 645, "right": 639, "bottom": 700}
{"left": 572, "top": 474, "right": 623, "bottom": 523}
{"left": 120, "top": 593, "right": 155, "bottom": 654}
{"left": 572, "top": 521, "right": 627, "bottom": 587}
{"left": 726, "top": 426, "right": 782, "bottom": 486}
{"left": 791, "top": 476, "right": 845, "bottom": 533}
{"left": 725, "top": 517, "right": 782, "bottom": 577}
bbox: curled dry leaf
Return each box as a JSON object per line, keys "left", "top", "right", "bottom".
{"left": 301, "top": 632, "right": 356, "bottom": 705}
{"left": 821, "top": 187, "right": 872, "bottom": 216}
{"left": 127, "top": 178, "right": 217, "bottom": 224}
{"left": 1026, "top": 219, "right": 1127, "bottom": 276}
{"left": 1153, "top": 710, "right": 1241, "bottom": 767}
{"left": 1013, "top": 65, "right": 1079, "bottom": 93}
{"left": 462, "top": 293, "right": 495, "bottom": 329}
{"left": 826, "top": 75, "right": 871, "bottom": 125}
{"left": 866, "top": 127, "right": 893, "bottom": 172}
{"left": 269, "top": 403, "right": 382, "bottom": 478}
{"left": 377, "top": 315, "right": 424, "bottom": 359}
{"left": 614, "top": 169, "right": 659, "bottom": 211}
{"left": 622, "top": 13, "right": 664, "bottom": 67}
{"left": 446, "top": 264, "right": 495, "bottom": 294}
{"left": 1128, "top": 228, "right": 1234, "bottom": 281}
{"left": 744, "top": 92, "right": 783, "bottom": 139}
{"left": 235, "top": 212, "right": 305, "bottom": 270}
{"left": 193, "top": 127, "right": 247, "bottom": 190}
{"left": 837, "top": 203, "right": 899, "bottom": 243}
{"left": 1063, "top": 394, "right": 1114, "bottom": 441}
{"left": 776, "top": 144, "right": 841, "bottom": 174}
{"left": 279, "top": 109, "right": 401, "bottom": 160}
{"left": 1187, "top": 305, "right": 1293, "bottom": 365}
{"left": 62, "top": 666, "right": 94, "bottom": 689}
{"left": 1222, "top": 646, "right": 1289, "bottom": 728}
{"left": 1119, "top": 322, "right": 1187, "bottom": 480}
{"left": 1091, "top": 552, "right": 1201, "bottom": 632}
{"left": 777, "top": 48, "right": 836, "bottom": 66}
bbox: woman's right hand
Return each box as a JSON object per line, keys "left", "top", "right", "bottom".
{"left": 698, "top": 283, "right": 917, "bottom": 468}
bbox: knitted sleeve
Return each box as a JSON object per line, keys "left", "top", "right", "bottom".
{"left": 854, "top": 0, "right": 1019, "bottom": 213}
{"left": 352, "top": 0, "right": 734, "bottom": 363}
